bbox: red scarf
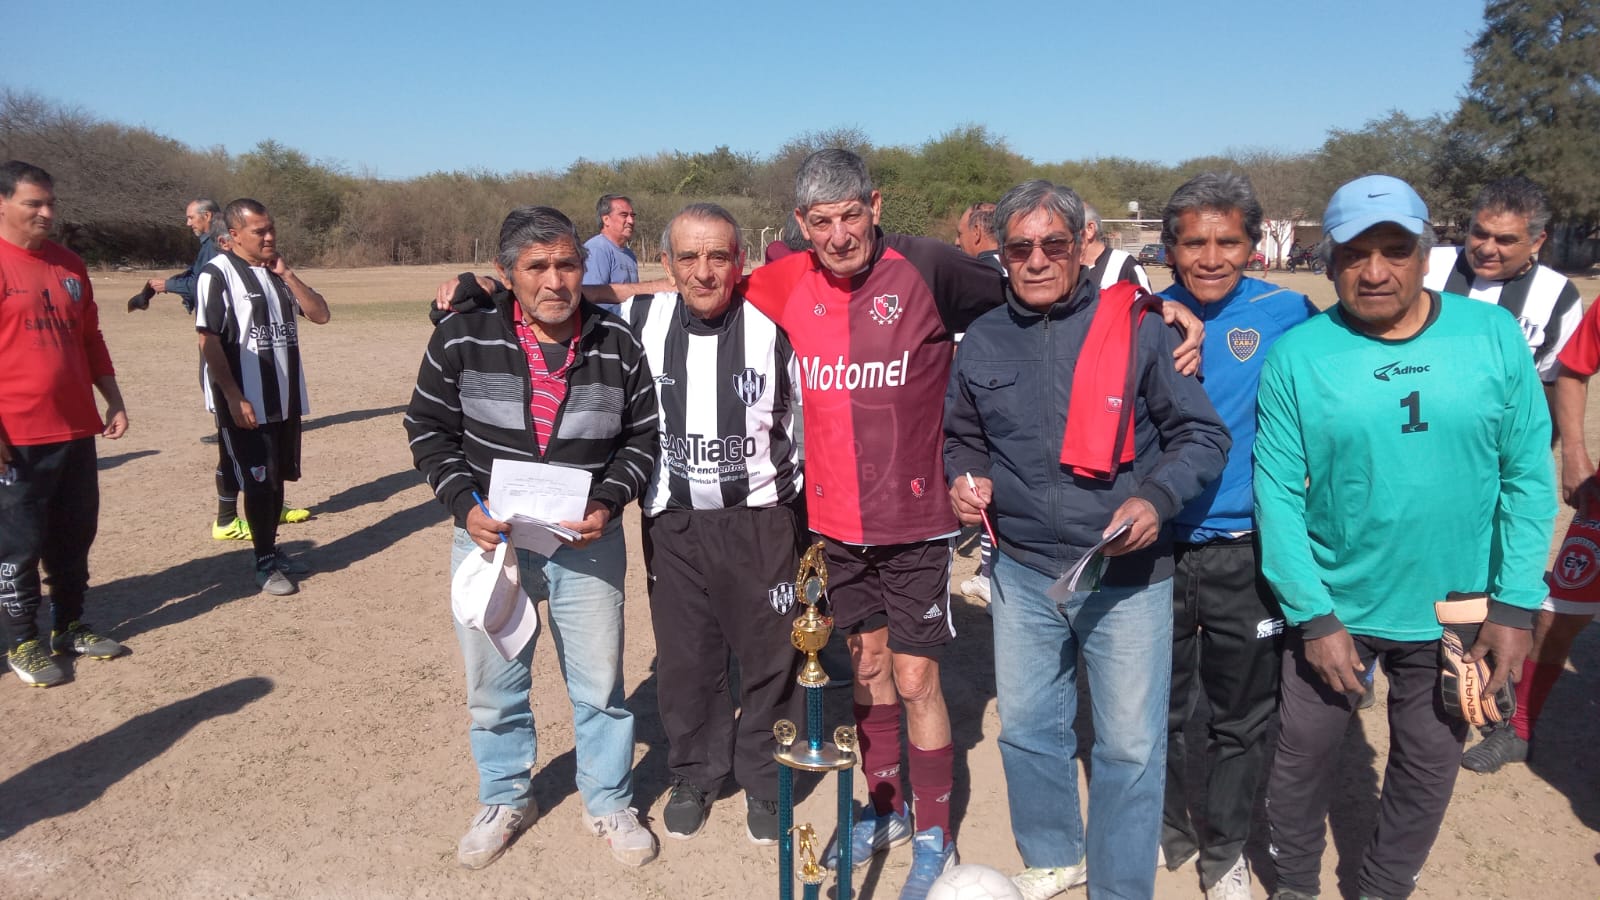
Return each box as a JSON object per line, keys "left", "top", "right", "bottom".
{"left": 1059, "top": 282, "right": 1161, "bottom": 480}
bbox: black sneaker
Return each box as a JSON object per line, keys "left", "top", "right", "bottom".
{"left": 746, "top": 796, "right": 779, "bottom": 845}
{"left": 662, "top": 779, "right": 711, "bottom": 840}
{"left": 1461, "top": 723, "right": 1528, "bottom": 773}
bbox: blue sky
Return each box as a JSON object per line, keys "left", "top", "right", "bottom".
{"left": 6, "top": 0, "right": 1482, "bottom": 179}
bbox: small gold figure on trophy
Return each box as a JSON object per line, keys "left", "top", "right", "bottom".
{"left": 790, "top": 543, "right": 833, "bottom": 689}
{"left": 794, "top": 823, "right": 825, "bottom": 885}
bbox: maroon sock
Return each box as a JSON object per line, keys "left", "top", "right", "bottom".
{"left": 908, "top": 742, "right": 955, "bottom": 843}
{"left": 855, "top": 703, "right": 904, "bottom": 816}
{"left": 1511, "top": 659, "right": 1564, "bottom": 741}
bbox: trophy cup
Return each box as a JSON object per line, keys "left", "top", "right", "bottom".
{"left": 774, "top": 542, "right": 857, "bottom": 900}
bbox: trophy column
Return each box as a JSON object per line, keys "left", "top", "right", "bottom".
{"left": 774, "top": 542, "right": 857, "bottom": 900}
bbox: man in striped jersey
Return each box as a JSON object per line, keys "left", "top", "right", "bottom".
{"left": 618, "top": 203, "right": 806, "bottom": 845}
{"left": 197, "top": 199, "right": 329, "bottom": 597}
{"left": 407, "top": 205, "right": 660, "bottom": 871}
{"left": 1081, "top": 202, "right": 1152, "bottom": 292}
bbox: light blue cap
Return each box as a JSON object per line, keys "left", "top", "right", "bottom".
{"left": 1323, "top": 174, "right": 1430, "bottom": 243}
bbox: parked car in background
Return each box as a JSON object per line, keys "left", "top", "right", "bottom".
{"left": 1137, "top": 243, "right": 1167, "bottom": 266}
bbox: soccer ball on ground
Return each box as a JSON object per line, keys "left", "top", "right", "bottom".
{"left": 926, "top": 863, "right": 1024, "bottom": 900}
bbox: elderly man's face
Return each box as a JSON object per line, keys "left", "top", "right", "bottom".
{"left": 1331, "top": 223, "right": 1430, "bottom": 336}
{"left": 185, "top": 203, "right": 212, "bottom": 236}
{"left": 1467, "top": 208, "right": 1545, "bottom": 282}
{"left": 663, "top": 216, "right": 743, "bottom": 319}
{"left": 601, "top": 199, "right": 636, "bottom": 244}
{"left": 798, "top": 192, "right": 881, "bottom": 278}
{"left": 1171, "top": 207, "right": 1252, "bottom": 304}
{"left": 1003, "top": 207, "right": 1081, "bottom": 310}
{"left": 497, "top": 237, "right": 585, "bottom": 328}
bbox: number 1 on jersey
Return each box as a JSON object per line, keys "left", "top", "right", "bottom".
{"left": 1400, "top": 390, "right": 1429, "bottom": 434}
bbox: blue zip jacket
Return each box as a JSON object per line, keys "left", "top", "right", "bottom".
{"left": 1163, "top": 277, "right": 1315, "bottom": 543}
{"left": 165, "top": 233, "right": 220, "bottom": 309}
{"left": 944, "top": 279, "right": 1230, "bottom": 585}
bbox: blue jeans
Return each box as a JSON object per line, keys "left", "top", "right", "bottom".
{"left": 991, "top": 552, "right": 1173, "bottom": 900}
{"left": 450, "top": 525, "right": 634, "bottom": 817}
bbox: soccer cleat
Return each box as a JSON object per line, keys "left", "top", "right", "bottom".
{"left": 457, "top": 803, "right": 532, "bottom": 870}
{"left": 824, "top": 803, "right": 912, "bottom": 870}
{"left": 899, "top": 826, "right": 958, "bottom": 900}
{"left": 8, "top": 639, "right": 65, "bottom": 687}
{"left": 1206, "top": 855, "right": 1252, "bottom": 900}
{"left": 745, "top": 796, "right": 779, "bottom": 845}
{"left": 1012, "top": 863, "right": 1088, "bottom": 900}
{"left": 586, "top": 807, "right": 658, "bottom": 866}
{"left": 1461, "top": 722, "right": 1528, "bottom": 773}
{"left": 256, "top": 557, "right": 297, "bottom": 596}
{"left": 280, "top": 506, "right": 311, "bottom": 524}
{"left": 50, "top": 622, "right": 125, "bottom": 659}
{"left": 212, "top": 517, "right": 252, "bottom": 541}
{"left": 959, "top": 574, "right": 991, "bottom": 605}
{"left": 662, "top": 779, "right": 712, "bottom": 840}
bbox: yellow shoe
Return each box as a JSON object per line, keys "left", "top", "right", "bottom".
{"left": 280, "top": 506, "right": 311, "bottom": 524}
{"left": 212, "top": 517, "right": 252, "bottom": 541}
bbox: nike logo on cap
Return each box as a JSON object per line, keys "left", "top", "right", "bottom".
{"left": 1366, "top": 192, "right": 1390, "bottom": 198}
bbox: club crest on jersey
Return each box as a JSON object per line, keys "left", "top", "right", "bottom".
{"left": 868, "top": 293, "right": 903, "bottom": 326}
{"left": 1552, "top": 535, "right": 1600, "bottom": 591}
{"left": 61, "top": 277, "right": 83, "bottom": 304}
{"left": 813, "top": 303, "right": 826, "bottom": 317}
{"left": 910, "top": 477, "right": 927, "bottom": 498}
{"left": 1227, "top": 327, "right": 1260, "bottom": 361}
{"left": 732, "top": 368, "right": 767, "bottom": 407}
{"left": 1104, "top": 396, "right": 1123, "bottom": 413}
{"left": 250, "top": 466, "right": 268, "bottom": 483}
{"left": 768, "top": 582, "right": 796, "bottom": 615}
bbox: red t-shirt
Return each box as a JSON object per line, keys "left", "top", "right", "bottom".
{"left": 1556, "top": 295, "right": 1600, "bottom": 377}
{"left": 0, "top": 237, "right": 114, "bottom": 446}
{"left": 744, "top": 231, "right": 1002, "bottom": 544}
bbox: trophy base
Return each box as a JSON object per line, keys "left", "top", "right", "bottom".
{"left": 776, "top": 743, "right": 855, "bottom": 772}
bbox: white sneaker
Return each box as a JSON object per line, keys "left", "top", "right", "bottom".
{"left": 457, "top": 802, "right": 533, "bottom": 869}
{"left": 1012, "top": 863, "right": 1087, "bottom": 900}
{"left": 960, "top": 574, "right": 991, "bottom": 605}
{"left": 1205, "top": 856, "right": 1252, "bottom": 900}
{"left": 587, "top": 807, "right": 659, "bottom": 867}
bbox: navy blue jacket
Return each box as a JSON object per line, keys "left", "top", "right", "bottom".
{"left": 165, "top": 233, "right": 220, "bottom": 308}
{"left": 943, "top": 279, "right": 1230, "bottom": 585}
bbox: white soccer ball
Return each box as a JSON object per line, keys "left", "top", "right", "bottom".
{"left": 926, "top": 863, "right": 1024, "bottom": 900}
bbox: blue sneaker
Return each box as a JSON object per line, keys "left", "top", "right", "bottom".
{"left": 823, "top": 803, "right": 912, "bottom": 870}
{"left": 899, "top": 826, "right": 958, "bottom": 900}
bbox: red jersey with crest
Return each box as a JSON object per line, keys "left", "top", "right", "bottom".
{"left": 744, "top": 230, "right": 1002, "bottom": 544}
{"left": 0, "top": 236, "right": 114, "bottom": 446}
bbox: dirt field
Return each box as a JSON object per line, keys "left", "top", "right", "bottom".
{"left": 1, "top": 262, "right": 1598, "bottom": 900}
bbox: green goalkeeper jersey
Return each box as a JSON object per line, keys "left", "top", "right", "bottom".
{"left": 1254, "top": 291, "right": 1555, "bottom": 641}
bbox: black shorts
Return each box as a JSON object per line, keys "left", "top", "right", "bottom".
{"left": 817, "top": 535, "right": 954, "bottom": 656}
{"left": 219, "top": 419, "right": 302, "bottom": 492}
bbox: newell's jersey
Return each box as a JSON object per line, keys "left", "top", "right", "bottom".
{"left": 0, "top": 237, "right": 114, "bottom": 445}
{"left": 196, "top": 253, "right": 310, "bottom": 423}
{"left": 1424, "top": 246, "right": 1582, "bottom": 382}
{"left": 1555, "top": 291, "right": 1600, "bottom": 377}
{"left": 745, "top": 231, "right": 1002, "bottom": 544}
{"left": 1254, "top": 292, "right": 1555, "bottom": 641}
{"left": 624, "top": 291, "right": 803, "bottom": 514}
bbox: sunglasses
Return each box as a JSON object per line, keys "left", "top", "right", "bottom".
{"left": 1002, "top": 236, "right": 1075, "bottom": 264}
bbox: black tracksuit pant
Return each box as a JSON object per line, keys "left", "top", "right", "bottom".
{"left": 642, "top": 503, "right": 805, "bottom": 801}
{"left": 0, "top": 438, "right": 99, "bottom": 647}
{"left": 1268, "top": 632, "right": 1468, "bottom": 899}
{"left": 1163, "top": 536, "right": 1284, "bottom": 889}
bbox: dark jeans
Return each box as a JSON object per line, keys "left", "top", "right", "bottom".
{"left": 1267, "top": 632, "right": 1468, "bottom": 899}
{"left": 1163, "top": 537, "right": 1283, "bottom": 889}
{"left": 642, "top": 504, "right": 805, "bottom": 800}
{"left": 0, "top": 438, "right": 99, "bottom": 646}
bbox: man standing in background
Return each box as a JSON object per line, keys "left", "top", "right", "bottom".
{"left": 582, "top": 194, "right": 670, "bottom": 311}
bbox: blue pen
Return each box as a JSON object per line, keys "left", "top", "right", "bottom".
{"left": 471, "top": 491, "right": 505, "bottom": 543}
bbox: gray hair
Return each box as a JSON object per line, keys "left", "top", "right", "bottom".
{"left": 660, "top": 202, "right": 742, "bottom": 259}
{"left": 191, "top": 198, "right": 221, "bottom": 216}
{"left": 1160, "top": 172, "right": 1265, "bottom": 249}
{"left": 498, "top": 205, "right": 586, "bottom": 273}
{"left": 595, "top": 193, "right": 631, "bottom": 231}
{"left": 207, "top": 218, "right": 229, "bottom": 244}
{"left": 1473, "top": 176, "right": 1551, "bottom": 238}
{"left": 1316, "top": 221, "right": 1435, "bottom": 269}
{"left": 780, "top": 215, "right": 808, "bottom": 251}
{"left": 994, "top": 180, "right": 1086, "bottom": 248}
{"left": 1082, "top": 202, "right": 1103, "bottom": 239}
{"left": 794, "top": 149, "right": 874, "bottom": 213}
{"left": 963, "top": 202, "right": 997, "bottom": 241}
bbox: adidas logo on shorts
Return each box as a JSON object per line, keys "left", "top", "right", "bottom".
{"left": 922, "top": 604, "right": 944, "bottom": 621}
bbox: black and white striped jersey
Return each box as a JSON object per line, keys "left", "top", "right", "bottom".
{"left": 195, "top": 253, "right": 310, "bottom": 422}
{"left": 1425, "top": 246, "right": 1583, "bottom": 383}
{"left": 622, "top": 291, "right": 803, "bottom": 514}
{"left": 1087, "top": 245, "right": 1152, "bottom": 292}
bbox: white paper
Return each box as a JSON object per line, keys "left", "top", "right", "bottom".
{"left": 488, "top": 460, "right": 592, "bottom": 555}
{"left": 1047, "top": 519, "right": 1132, "bottom": 601}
